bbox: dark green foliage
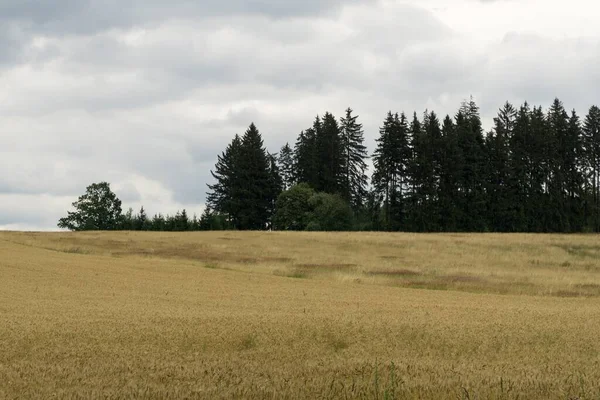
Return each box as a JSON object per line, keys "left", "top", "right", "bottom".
{"left": 236, "top": 124, "right": 273, "bottom": 230}
{"left": 486, "top": 102, "right": 516, "bottom": 232}
{"left": 316, "top": 112, "right": 344, "bottom": 194}
{"left": 274, "top": 183, "right": 316, "bottom": 231}
{"left": 294, "top": 125, "right": 319, "bottom": 189}
{"left": 135, "top": 206, "right": 148, "bottom": 231}
{"left": 340, "top": 108, "right": 369, "bottom": 210}
{"left": 58, "top": 182, "right": 123, "bottom": 231}
{"left": 408, "top": 111, "right": 442, "bottom": 232}
{"left": 307, "top": 192, "right": 353, "bottom": 231}
{"left": 207, "top": 134, "right": 243, "bottom": 228}
{"left": 274, "top": 184, "right": 352, "bottom": 231}
{"left": 207, "top": 123, "right": 278, "bottom": 231}
{"left": 584, "top": 106, "right": 600, "bottom": 232}
{"left": 61, "top": 99, "right": 600, "bottom": 234}
{"left": 372, "top": 112, "right": 411, "bottom": 231}
{"left": 267, "top": 153, "right": 284, "bottom": 229}
{"left": 278, "top": 143, "right": 295, "bottom": 190}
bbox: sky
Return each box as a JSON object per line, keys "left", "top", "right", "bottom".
{"left": 1, "top": 0, "right": 599, "bottom": 231}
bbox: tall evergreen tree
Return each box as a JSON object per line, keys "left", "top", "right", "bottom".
{"left": 207, "top": 135, "right": 243, "bottom": 228}
{"left": 486, "top": 102, "right": 516, "bottom": 231}
{"left": 339, "top": 108, "right": 369, "bottom": 210}
{"left": 583, "top": 105, "right": 600, "bottom": 231}
{"left": 438, "top": 115, "right": 463, "bottom": 231}
{"left": 237, "top": 123, "right": 272, "bottom": 230}
{"left": 456, "top": 98, "right": 488, "bottom": 231}
{"left": 135, "top": 206, "right": 148, "bottom": 231}
{"left": 509, "top": 103, "right": 532, "bottom": 231}
{"left": 316, "top": 112, "right": 344, "bottom": 194}
{"left": 294, "top": 125, "right": 319, "bottom": 188}
{"left": 546, "top": 98, "right": 571, "bottom": 231}
{"left": 372, "top": 112, "right": 411, "bottom": 231}
{"left": 278, "top": 143, "right": 295, "bottom": 190}
{"left": 409, "top": 111, "right": 442, "bottom": 232}
{"left": 267, "top": 153, "right": 284, "bottom": 229}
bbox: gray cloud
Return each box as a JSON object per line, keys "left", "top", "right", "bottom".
{"left": 1, "top": 0, "right": 599, "bottom": 230}
{"left": 0, "top": 0, "right": 375, "bottom": 35}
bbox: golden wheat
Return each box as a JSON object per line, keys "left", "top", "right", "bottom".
{"left": 2, "top": 231, "right": 600, "bottom": 399}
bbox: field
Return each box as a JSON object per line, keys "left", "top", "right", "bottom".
{"left": 2, "top": 231, "right": 600, "bottom": 399}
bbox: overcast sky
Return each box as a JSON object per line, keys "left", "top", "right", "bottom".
{"left": 1, "top": 0, "right": 599, "bottom": 231}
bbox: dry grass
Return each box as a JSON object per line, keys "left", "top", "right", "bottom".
{"left": 2, "top": 231, "right": 600, "bottom": 398}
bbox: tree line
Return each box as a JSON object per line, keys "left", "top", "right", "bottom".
{"left": 207, "top": 98, "right": 600, "bottom": 233}
{"left": 58, "top": 97, "right": 600, "bottom": 233}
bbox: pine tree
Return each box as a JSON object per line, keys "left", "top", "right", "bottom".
{"left": 583, "top": 105, "right": 600, "bottom": 231}
{"left": 316, "top": 112, "right": 344, "bottom": 194}
{"left": 339, "top": 108, "right": 369, "bottom": 210}
{"left": 277, "top": 143, "right": 295, "bottom": 190}
{"left": 207, "top": 135, "right": 243, "bottom": 228}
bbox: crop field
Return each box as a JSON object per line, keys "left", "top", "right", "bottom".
{"left": 2, "top": 231, "right": 600, "bottom": 399}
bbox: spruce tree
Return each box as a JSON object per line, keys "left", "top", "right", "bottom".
{"left": 135, "top": 206, "right": 148, "bottom": 231}
{"left": 409, "top": 111, "right": 442, "bottom": 232}
{"left": 267, "top": 153, "right": 284, "bottom": 229}
{"left": 316, "top": 112, "right": 344, "bottom": 194}
{"left": 486, "top": 102, "right": 516, "bottom": 231}
{"left": 509, "top": 103, "right": 532, "bottom": 231}
{"left": 438, "top": 115, "right": 463, "bottom": 231}
{"left": 583, "top": 105, "right": 600, "bottom": 231}
{"left": 294, "top": 125, "right": 318, "bottom": 188}
{"left": 207, "top": 135, "right": 243, "bottom": 228}
{"left": 372, "top": 112, "right": 411, "bottom": 231}
{"left": 237, "top": 123, "right": 272, "bottom": 230}
{"left": 455, "top": 99, "right": 488, "bottom": 231}
{"left": 339, "top": 108, "right": 369, "bottom": 210}
{"left": 546, "top": 99, "right": 570, "bottom": 231}
{"left": 277, "top": 143, "right": 295, "bottom": 190}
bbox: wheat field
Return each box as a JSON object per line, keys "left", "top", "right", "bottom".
{"left": 2, "top": 231, "right": 600, "bottom": 399}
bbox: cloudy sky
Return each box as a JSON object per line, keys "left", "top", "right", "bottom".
{"left": 1, "top": 0, "right": 599, "bottom": 230}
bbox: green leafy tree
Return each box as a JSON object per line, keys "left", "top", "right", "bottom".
{"left": 273, "top": 183, "right": 316, "bottom": 231}
{"left": 307, "top": 192, "right": 353, "bottom": 231}
{"left": 58, "top": 182, "right": 123, "bottom": 231}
